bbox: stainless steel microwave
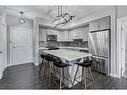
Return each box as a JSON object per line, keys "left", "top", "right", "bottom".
{"left": 47, "top": 35, "right": 57, "bottom": 41}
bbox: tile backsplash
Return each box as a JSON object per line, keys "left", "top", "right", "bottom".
{"left": 46, "top": 40, "right": 88, "bottom": 48}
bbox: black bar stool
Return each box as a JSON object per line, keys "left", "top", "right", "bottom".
{"left": 44, "top": 54, "right": 55, "bottom": 86}
{"left": 53, "top": 57, "right": 72, "bottom": 89}
{"left": 72, "top": 58, "right": 96, "bottom": 89}
{"left": 39, "top": 53, "right": 55, "bottom": 86}
{"left": 39, "top": 53, "right": 48, "bottom": 76}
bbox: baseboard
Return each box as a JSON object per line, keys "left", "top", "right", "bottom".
{"left": 6, "top": 64, "right": 12, "bottom": 67}
{"left": 34, "top": 62, "right": 39, "bottom": 66}
{"left": 0, "top": 70, "right": 3, "bottom": 79}
{"left": 110, "top": 73, "right": 120, "bottom": 78}
{"left": 6, "top": 62, "right": 34, "bottom": 67}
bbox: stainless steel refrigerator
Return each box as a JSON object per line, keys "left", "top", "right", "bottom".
{"left": 88, "top": 29, "right": 110, "bottom": 75}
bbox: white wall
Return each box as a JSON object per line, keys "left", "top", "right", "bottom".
{"left": 6, "top": 14, "right": 33, "bottom": 28}
{"left": 117, "top": 6, "right": 127, "bottom": 18}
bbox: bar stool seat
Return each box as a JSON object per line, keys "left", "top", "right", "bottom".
{"left": 54, "top": 61, "right": 71, "bottom": 68}
{"left": 76, "top": 62, "right": 92, "bottom": 67}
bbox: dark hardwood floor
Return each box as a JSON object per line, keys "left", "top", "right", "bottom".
{"left": 0, "top": 63, "right": 127, "bottom": 89}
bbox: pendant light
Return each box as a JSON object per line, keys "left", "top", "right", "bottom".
{"left": 18, "top": 12, "right": 25, "bottom": 24}
{"left": 54, "top": 6, "right": 75, "bottom": 27}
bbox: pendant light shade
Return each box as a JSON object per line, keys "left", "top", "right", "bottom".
{"left": 18, "top": 12, "right": 25, "bottom": 24}
{"left": 54, "top": 6, "right": 75, "bottom": 27}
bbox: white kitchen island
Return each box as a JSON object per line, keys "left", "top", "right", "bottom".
{"left": 42, "top": 49, "right": 92, "bottom": 88}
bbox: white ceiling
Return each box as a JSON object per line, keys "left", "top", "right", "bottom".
{"left": 4, "top": 6, "right": 110, "bottom": 28}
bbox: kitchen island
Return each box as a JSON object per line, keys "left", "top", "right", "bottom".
{"left": 42, "top": 49, "right": 92, "bottom": 88}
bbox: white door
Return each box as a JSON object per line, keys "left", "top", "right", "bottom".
{"left": 0, "top": 16, "right": 7, "bottom": 78}
{"left": 118, "top": 19, "right": 127, "bottom": 77}
{"left": 121, "top": 20, "right": 126, "bottom": 76}
{"left": 10, "top": 27, "right": 33, "bottom": 66}
{"left": 0, "top": 20, "right": 4, "bottom": 78}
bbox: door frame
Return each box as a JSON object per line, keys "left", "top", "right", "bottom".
{"left": 117, "top": 17, "right": 127, "bottom": 78}
{"left": 9, "top": 27, "right": 33, "bottom": 66}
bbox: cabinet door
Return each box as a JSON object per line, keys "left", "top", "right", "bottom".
{"left": 99, "top": 17, "right": 110, "bottom": 30}
{"left": 52, "top": 30, "right": 57, "bottom": 35}
{"left": 89, "top": 16, "right": 110, "bottom": 31}
{"left": 47, "top": 29, "right": 51, "bottom": 35}
{"left": 47, "top": 29, "right": 53, "bottom": 35}
{"left": 68, "top": 31, "right": 73, "bottom": 41}
{"left": 57, "top": 31, "right": 63, "bottom": 41}
{"left": 77, "top": 30, "right": 83, "bottom": 39}
{"left": 72, "top": 30, "right": 77, "bottom": 39}
{"left": 63, "top": 31, "right": 68, "bottom": 41}
{"left": 89, "top": 20, "right": 99, "bottom": 31}
{"left": 83, "top": 26, "right": 89, "bottom": 41}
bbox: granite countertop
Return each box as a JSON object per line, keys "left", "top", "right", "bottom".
{"left": 39, "top": 46, "right": 88, "bottom": 50}
{"left": 43, "top": 49, "right": 91, "bottom": 61}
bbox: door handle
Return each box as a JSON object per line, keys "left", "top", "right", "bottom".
{"left": 0, "top": 51, "right": 3, "bottom": 53}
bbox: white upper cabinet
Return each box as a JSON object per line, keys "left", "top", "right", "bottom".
{"left": 89, "top": 16, "right": 110, "bottom": 31}
{"left": 62, "top": 31, "right": 69, "bottom": 41}
{"left": 47, "top": 29, "right": 58, "bottom": 35}
{"left": 71, "top": 29, "right": 84, "bottom": 39}
{"left": 39, "top": 28, "right": 47, "bottom": 41}
{"left": 47, "top": 29, "right": 53, "bottom": 35}
{"left": 68, "top": 31, "right": 73, "bottom": 41}
{"left": 57, "top": 31, "right": 63, "bottom": 41}
{"left": 82, "top": 26, "right": 89, "bottom": 41}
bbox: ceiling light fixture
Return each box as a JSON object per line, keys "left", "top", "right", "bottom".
{"left": 53, "top": 6, "right": 75, "bottom": 27}
{"left": 18, "top": 12, "right": 25, "bottom": 24}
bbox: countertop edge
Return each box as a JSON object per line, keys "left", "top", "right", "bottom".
{"left": 39, "top": 46, "right": 88, "bottom": 50}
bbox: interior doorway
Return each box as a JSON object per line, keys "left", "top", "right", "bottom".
{"left": 10, "top": 27, "right": 33, "bottom": 66}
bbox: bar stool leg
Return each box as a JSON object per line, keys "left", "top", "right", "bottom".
{"left": 48, "top": 62, "right": 51, "bottom": 87}
{"left": 53, "top": 65, "right": 56, "bottom": 83}
{"left": 72, "top": 65, "right": 79, "bottom": 87}
{"left": 48, "top": 61, "right": 53, "bottom": 87}
{"left": 84, "top": 67, "right": 87, "bottom": 89}
{"left": 42, "top": 63, "right": 45, "bottom": 79}
{"left": 60, "top": 68, "right": 63, "bottom": 90}
{"left": 39, "top": 58, "right": 44, "bottom": 75}
{"left": 89, "top": 67, "right": 96, "bottom": 88}
{"left": 67, "top": 68, "right": 73, "bottom": 87}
